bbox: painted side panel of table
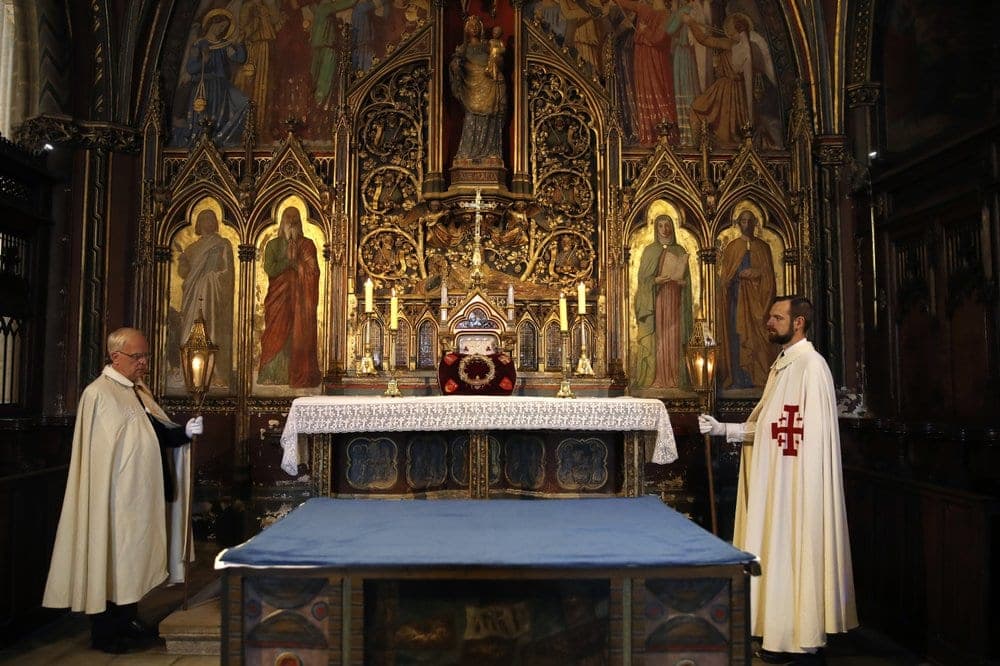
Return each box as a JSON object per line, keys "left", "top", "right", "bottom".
{"left": 221, "top": 568, "right": 752, "bottom": 665}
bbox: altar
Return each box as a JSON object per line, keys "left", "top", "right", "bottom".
{"left": 216, "top": 496, "right": 758, "bottom": 665}
{"left": 279, "top": 395, "right": 677, "bottom": 498}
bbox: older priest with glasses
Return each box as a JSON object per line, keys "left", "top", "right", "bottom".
{"left": 43, "top": 327, "right": 204, "bottom": 654}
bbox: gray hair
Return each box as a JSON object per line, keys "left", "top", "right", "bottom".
{"left": 107, "top": 327, "right": 143, "bottom": 355}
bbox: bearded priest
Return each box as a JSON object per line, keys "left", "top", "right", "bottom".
{"left": 699, "top": 296, "right": 857, "bottom": 663}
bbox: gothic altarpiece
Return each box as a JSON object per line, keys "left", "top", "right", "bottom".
{"left": 137, "top": 2, "right": 816, "bottom": 503}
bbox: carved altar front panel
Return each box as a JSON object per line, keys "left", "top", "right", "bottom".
{"left": 312, "top": 430, "right": 623, "bottom": 499}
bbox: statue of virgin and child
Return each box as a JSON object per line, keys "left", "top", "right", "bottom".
{"left": 449, "top": 15, "right": 507, "bottom": 167}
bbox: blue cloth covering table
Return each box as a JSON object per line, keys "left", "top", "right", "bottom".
{"left": 216, "top": 497, "right": 758, "bottom": 664}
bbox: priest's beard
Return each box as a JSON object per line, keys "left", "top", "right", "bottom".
{"left": 768, "top": 328, "right": 794, "bottom": 345}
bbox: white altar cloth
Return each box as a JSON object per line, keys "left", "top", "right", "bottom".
{"left": 279, "top": 395, "right": 677, "bottom": 475}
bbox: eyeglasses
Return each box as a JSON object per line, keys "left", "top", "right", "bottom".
{"left": 117, "top": 351, "right": 152, "bottom": 361}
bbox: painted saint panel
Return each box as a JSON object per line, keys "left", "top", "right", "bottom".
{"left": 628, "top": 201, "right": 698, "bottom": 395}
{"left": 253, "top": 196, "right": 326, "bottom": 393}
{"left": 714, "top": 201, "right": 782, "bottom": 393}
{"left": 166, "top": 197, "right": 238, "bottom": 395}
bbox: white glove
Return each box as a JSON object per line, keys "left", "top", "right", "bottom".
{"left": 185, "top": 416, "right": 204, "bottom": 439}
{"left": 698, "top": 414, "right": 727, "bottom": 436}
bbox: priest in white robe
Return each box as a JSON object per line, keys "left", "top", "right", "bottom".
{"left": 43, "top": 327, "right": 203, "bottom": 654}
{"left": 699, "top": 296, "right": 857, "bottom": 662}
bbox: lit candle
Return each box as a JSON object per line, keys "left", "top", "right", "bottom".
{"left": 390, "top": 289, "right": 399, "bottom": 330}
{"left": 440, "top": 280, "right": 448, "bottom": 322}
{"left": 577, "top": 282, "right": 586, "bottom": 314}
{"left": 507, "top": 283, "right": 514, "bottom": 308}
{"left": 192, "top": 354, "right": 204, "bottom": 387}
{"left": 559, "top": 293, "right": 568, "bottom": 332}
{"left": 364, "top": 278, "right": 374, "bottom": 313}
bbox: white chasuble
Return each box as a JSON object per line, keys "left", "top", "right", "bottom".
{"left": 44, "top": 366, "right": 186, "bottom": 614}
{"left": 733, "top": 340, "right": 857, "bottom": 653}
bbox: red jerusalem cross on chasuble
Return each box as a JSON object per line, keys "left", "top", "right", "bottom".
{"left": 770, "top": 405, "right": 803, "bottom": 456}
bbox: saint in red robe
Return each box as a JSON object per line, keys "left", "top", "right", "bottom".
{"left": 259, "top": 210, "right": 322, "bottom": 387}
{"left": 616, "top": 0, "right": 678, "bottom": 145}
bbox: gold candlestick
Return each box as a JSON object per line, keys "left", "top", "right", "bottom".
{"left": 574, "top": 315, "right": 594, "bottom": 376}
{"left": 555, "top": 331, "right": 575, "bottom": 398}
{"left": 358, "top": 312, "right": 377, "bottom": 375}
{"left": 384, "top": 327, "right": 402, "bottom": 397}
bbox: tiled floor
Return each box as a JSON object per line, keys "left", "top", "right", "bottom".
{"left": 1, "top": 541, "right": 932, "bottom": 665}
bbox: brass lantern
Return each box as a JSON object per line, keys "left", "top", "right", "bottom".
{"left": 685, "top": 318, "right": 719, "bottom": 534}
{"left": 685, "top": 319, "right": 717, "bottom": 411}
{"left": 178, "top": 308, "right": 217, "bottom": 608}
{"left": 180, "top": 309, "right": 218, "bottom": 409}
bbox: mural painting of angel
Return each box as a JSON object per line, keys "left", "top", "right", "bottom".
{"left": 172, "top": 9, "right": 250, "bottom": 147}
{"left": 687, "top": 10, "right": 782, "bottom": 148}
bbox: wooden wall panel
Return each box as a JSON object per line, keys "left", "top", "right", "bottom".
{"left": 0, "top": 418, "right": 73, "bottom": 644}
{"left": 948, "top": 299, "right": 994, "bottom": 421}
{"left": 868, "top": 125, "right": 999, "bottom": 425}
{"left": 841, "top": 420, "right": 999, "bottom": 663}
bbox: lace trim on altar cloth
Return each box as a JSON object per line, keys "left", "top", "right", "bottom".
{"left": 278, "top": 395, "right": 677, "bottom": 475}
